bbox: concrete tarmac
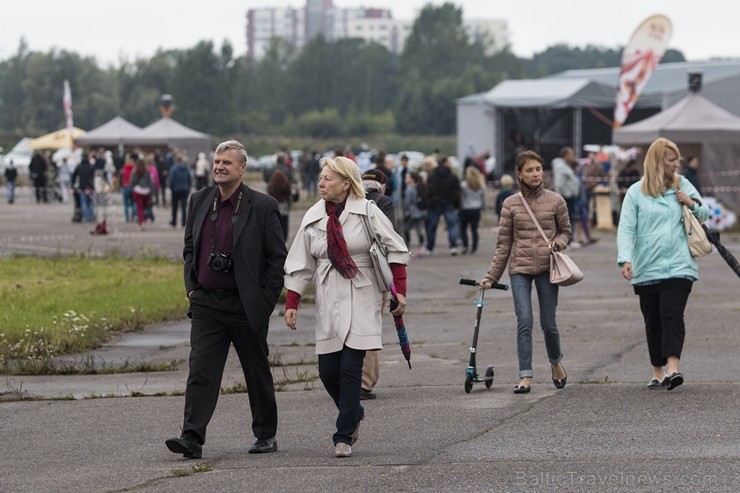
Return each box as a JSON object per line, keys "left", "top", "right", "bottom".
{"left": 0, "top": 188, "right": 738, "bottom": 492}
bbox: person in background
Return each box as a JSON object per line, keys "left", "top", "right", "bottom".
{"left": 582, "top": 152, "right": 606, "bottom": 227}
{"left": 458, "top": 165, "right": 486, "bottom": 255}
{"left": 267, "top": 168, "right": 292, "bottom": 241}
{"left": 682, "top": 155, "right": 701, "bottom": 193}
{"left": 168, "top": 153, "right": 192, "bottom": 228}
{"left": 572, "top": 160, "right": 597, "bottom": 246}
{"left": 120, "top": 154, "right": 136, "bottom": 222}
{"left": 166, "top": 140, "right": 286, "bottom": 459}
{"left": 495, "top": 174, "right": 516, "bottom": 223}
{"left": 130, "top": 156, "right": 153, "bottom": 231}
{"left": 145, "top": 155, "right": 160, "bottom": 223}
{"left": 423, "top": 156, "right": 461, "bottom": 256}
{"left": 29, "top": 151, "right": 49, "bottom": 204}
{"left": 617, "top": 138, "right": 708, "bottom": 391}
{"left": 194, "top": 152, "right": 210, "bottom": 190}
{"left": 552, "top": 147, "right": 581, "bottom": 246}
{"left": 617, "top": 158, "right": 641, "bottom": 211}
{"left": 283, "top": 156, "right": 410, "bottom": 458}
{"left": 403, "top": 171, "right": 426, "bottom": 249}
{"left": 57, "top": 158, "right": 73, "bottom": 204}
{"left": 479, "top": 150, "right": 571, "bottom": 394}
{"left": 4, "top": 160, "right": 17, "bottom": 204}
{"left": 72, "top": 153, "right": 96, "bottom": 223}
{"left": 359, "top": 168, "right": 397, "bottom": 401}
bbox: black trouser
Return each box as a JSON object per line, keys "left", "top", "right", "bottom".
{"left": 170, "top": 190, "right": 189, "bottom": 227}
{"left": 458, "top": 208, "right": 481, "bottom": 252}
{"left": 183, "top": 290, "right": 277, "bottom": 443}
{"left": 318, "top": 346, "right": 365, "bottom": 445}
{"left": 636, "top": 279, "right": 692, "bottom": 367}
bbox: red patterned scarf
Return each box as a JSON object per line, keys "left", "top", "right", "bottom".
{"left": 325, "top": 199, "right": 357, "bottom": 279}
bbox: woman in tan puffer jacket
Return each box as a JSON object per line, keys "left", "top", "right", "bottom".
{"left": 479, "top": 150, "right": 572, "bottom": 394}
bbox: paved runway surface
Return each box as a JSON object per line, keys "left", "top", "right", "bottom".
{"left": 1, "top": 187, "right": 738, "bottom": 492}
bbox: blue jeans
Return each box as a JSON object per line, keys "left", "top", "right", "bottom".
{"left": 510, "top": 272, "right": 563, "bottom": 377}
{"left": 425, "top": 205, "right": 459, "bottom": 252}
{"left": 6, "top": 181, "right": 15, "bottom": 203}
{"left": 122, "top": 187, "right": 134, "bottom": 222}
{"left": 80, "top": 191, "right": 95, "bottom": 223}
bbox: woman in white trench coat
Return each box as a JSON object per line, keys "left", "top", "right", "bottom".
{"left": 283, "top": 156, "right": 411, "bottom": 458}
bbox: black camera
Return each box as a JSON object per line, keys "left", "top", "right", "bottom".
{"left": 207, "top": 252, "right": 233, "bottom": 273}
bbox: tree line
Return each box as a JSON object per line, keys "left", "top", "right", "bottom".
{"left": 0, "top": 3, "right": 685, "bottom": 144}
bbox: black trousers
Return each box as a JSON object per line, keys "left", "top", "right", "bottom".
{"left": 170, "top": 190, "right": 189, "bottom": 227}
{"left": 318, "top": 346, "right": 365, "bottom": 446}
{"left": 636, "top": 279, "right": 693, "bottom": 367}
{"left": 183, "top": 290, "right": 277, "bottom": 443}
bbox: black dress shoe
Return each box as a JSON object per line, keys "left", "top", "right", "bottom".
{"left": 248, "top": 437, "right": 277, "bottom": 454}
{"left": 551, "top": 364, "right": 567, "bottom": 389}
{"left": 360, "top": 388, "right": 376, "bottom": 400}
{"left": 165, "top": 433, "right": 202, "bottom": 459}
{"left": 665, "top": 371, "right": 684, "bottom": 391}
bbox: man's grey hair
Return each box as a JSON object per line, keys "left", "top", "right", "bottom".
{"left": 215, "top": 140, "right": 248, "bottom": 164}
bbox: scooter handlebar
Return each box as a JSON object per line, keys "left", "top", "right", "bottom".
{"left": 459, "top": 278, "right": 508, "bottom": 290}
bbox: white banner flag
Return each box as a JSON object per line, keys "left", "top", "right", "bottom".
{"left": 614, "top": 15, "right": 672, "bottom": 128}
{"left": 63, "top": 79, "right": 74, "bottom": 137}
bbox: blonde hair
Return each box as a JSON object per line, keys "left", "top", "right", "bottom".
{"left": 320, "top": 156, "right": 365, "bottom": 199}
{"left": 465, "top": 166, "right": 485, "bottom": 191}
{"left": 642, "top": 138, "right": 680, "bottom": 197}
{"left": 500, "top": 174, "right": 514, "bottom": 188}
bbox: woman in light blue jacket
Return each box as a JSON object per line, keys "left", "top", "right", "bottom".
{"left": 617, "top": 138, "right": 709, "bottom": 391}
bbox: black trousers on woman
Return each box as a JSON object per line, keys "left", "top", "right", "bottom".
{"left": 318, "top": 346, "right": 365, "bottom": 446}
{"left": 635, "top": 279, "right": 693, "bottom": 367}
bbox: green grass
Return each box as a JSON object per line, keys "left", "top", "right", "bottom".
{"left": 0, "top": 256, "right": 187, "bottom": 373}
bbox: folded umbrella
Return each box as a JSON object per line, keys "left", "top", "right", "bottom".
{"left": 705, "top": 226, "right": 740, "bottom": 278}
{"left": 389, "top": 285, "right": 411, "bottom": 369}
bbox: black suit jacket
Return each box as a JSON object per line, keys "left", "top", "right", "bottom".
{"left": 184, "top": 184, "right": 287, "bottom": 331}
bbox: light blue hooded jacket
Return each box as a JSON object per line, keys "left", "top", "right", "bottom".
{"left": 617, "top": 176, "right": 709, "bottom": 284}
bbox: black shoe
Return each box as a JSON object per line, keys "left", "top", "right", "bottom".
{"left": 551, "top": 364, "right": 567, "bottom": 389}
{"left": 248, "top": 437, "right": 277, "bottom": 454}
{"left": 647, "top": 378, "right": 665, "bottom": 389}
{"left": 513, "top": 384, "right": 531, "bottom": 394}
{"left": 665, "top": 371, "right": 684, "bottom": 391}
{"left": 360, "top": 388, "right": 376, "bottom": 400}
{"left": 165, "top": 433, "right": 202, "bottom": 459}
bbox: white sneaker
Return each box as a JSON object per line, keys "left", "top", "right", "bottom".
{"left": 335, "top": 442, "right": 352, "bottom": 457}
{"left": 418, "top": 248, "right": 430, "bottom": 257}
{"left": 450, "top": 247, "right": 458, "bottom": 256}
{"left": 570, "top": 242, "right": 583, "bottom": 249}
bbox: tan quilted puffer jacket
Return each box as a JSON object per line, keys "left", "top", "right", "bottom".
{"left": 484, "top": 183, "right": 571, "bottom": 283}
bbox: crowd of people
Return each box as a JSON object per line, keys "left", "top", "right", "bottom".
{"left": 159, "top": 136, "right": 708, "bottom": 462}
{"left": 0, "top": 137, "right": 709, "bottom": 460}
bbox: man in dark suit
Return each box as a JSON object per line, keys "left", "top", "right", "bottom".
{"left": 166, "top": 140, "right": 287, "bottom": 458}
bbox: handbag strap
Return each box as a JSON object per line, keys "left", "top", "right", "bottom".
{"left": 518, "top": 192, "right": 552, "bottom": 249}
{"left": 360, "top": 200, "right": 377, "bottom": 245}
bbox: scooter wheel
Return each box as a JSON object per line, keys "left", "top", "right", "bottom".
{"left": 464, "top": 374, "right": 474, "bottom": 393}
{"left": 484, "top": 366, "right": 495, "bottom": 388}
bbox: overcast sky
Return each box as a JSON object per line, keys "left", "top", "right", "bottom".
{"left": 2, "top": 0, "right": 738, "bottom": 66}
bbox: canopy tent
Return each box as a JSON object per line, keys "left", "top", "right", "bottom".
{"left": 29, "top": 127, "right": 86, "bottom": 150}
{"left": 137, "top": 117, "right": 211, "bottom": 163}
{"left": 613, "top": 91, "right": 740, "bottom": 213}
{"left": 75, "top": 116, "right": 143, "bottom": 150}
{"left": 472, "top": 78, "right": 616, "bottom": 108}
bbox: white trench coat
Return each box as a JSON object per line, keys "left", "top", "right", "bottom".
{"left": 284, "top": 195, "right": 411, "bottom": 354}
